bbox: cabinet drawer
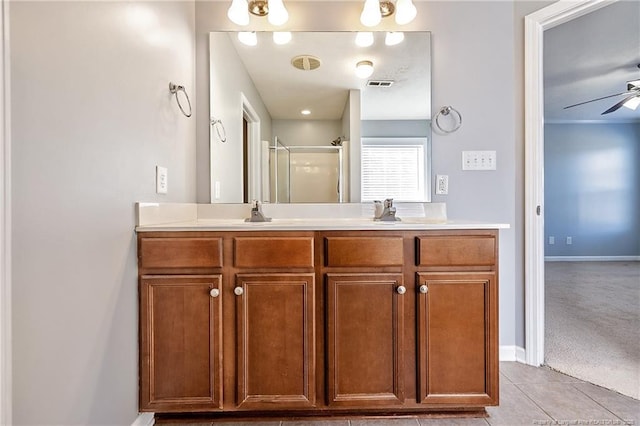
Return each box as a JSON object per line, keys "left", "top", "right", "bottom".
{"left": 417, "top": 235, "right": 496, "bottom": 268}
{"left": 234, "top": 237, "right": 314, "bottom": 268}
{"left": 325, "top": 237, "right": 404, "bottom": 267}
{"left": 139, "top": 237, "right": 222, "bottom": 269}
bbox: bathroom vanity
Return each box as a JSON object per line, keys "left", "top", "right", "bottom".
{"left": 136, "top": 203, "right": 506, "bottom": 419}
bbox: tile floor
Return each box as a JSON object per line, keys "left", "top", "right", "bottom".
{"left": 158, "top": 362, "right": 640, "bottom": 426}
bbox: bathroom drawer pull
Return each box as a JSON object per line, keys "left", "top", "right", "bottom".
{"left": 396, "top": 285, "right": 406, "bottom": 295}
{"left": 419, "top": 285, "right": 428, "bottom": 294}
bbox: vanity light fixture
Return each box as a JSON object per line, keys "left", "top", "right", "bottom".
{"left": 273, "top": 31, "right": 292, "bottom": 45}
{"left": 385, "top": 31, "right": 404, "bottom": 46}
{"left": 227, "top": 0, "right": 289, "bottom": 26}
{"left": 238, "top": 31, "right": 258, "bottom": 46}
{"left": 355, "top": 31, "right": 375, "bottom": 47}
{"left": 355, "top": 60, "right": 374, "bottom": 79}
{"left": 360, "top": 0, "right": 417, "bottom": 27}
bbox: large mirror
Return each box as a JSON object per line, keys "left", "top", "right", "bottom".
{"left": 209, "top": 31, "right": 431, "bottom": 203}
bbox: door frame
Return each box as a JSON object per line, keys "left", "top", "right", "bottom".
{"left": 241, "top": 93, "right": 261, "bottom": 202}
{"left": 523, "top": 0, "right": 618, "bottom": 366}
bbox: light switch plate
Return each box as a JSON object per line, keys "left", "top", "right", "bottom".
{"left": 156, "top": 166, "right": 168, "bottom": 194}
{"left": 462, "top": 150, "right": 497, "bottom": 170}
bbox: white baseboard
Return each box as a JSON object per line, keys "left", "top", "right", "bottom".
{"left": 545, "top": 256, "right": 640, "bottom": 262}
{"left": 500, "top": 345, "right": 526, "bottom": 363}
{"left": 131, "top": 413, "right": 154, "bottom": 426}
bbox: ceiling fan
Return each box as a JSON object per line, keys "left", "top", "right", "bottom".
{"left": 564, "top": 65, "right": 640, "bottom": 115}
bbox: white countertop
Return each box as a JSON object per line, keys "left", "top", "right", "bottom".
{"left": 135, "top": 203, "right": 510, "bottom": 232}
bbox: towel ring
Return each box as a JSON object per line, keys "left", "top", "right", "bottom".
{"left": 210, "top": 117, "right": 227, "bottom": 143}
{"left": 169, "top": 82, "right": 192, "bottom": 118}
{"left": 434, "top": 106, "right": 462, "bottom": 134}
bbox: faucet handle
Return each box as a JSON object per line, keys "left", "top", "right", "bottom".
{"left": 384, "top": 198, "right": 394, "bottom": 208}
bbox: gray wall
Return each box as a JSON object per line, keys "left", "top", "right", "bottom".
{"left": 545, "top": 123, "right": 640, "bottom": 257}
{"left": 362, "top": 120, "right": 430, "bottom": 137}
{"left": 10, "top": 1, "right": 195, "bottom": 424}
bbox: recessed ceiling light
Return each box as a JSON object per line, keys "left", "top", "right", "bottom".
{"left": 301, "top": 109, "right": 311, "bottom": 115}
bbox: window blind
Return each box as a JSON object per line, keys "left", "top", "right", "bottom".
{"left": 361, "top": 144, "right": 425, "bottom": 202}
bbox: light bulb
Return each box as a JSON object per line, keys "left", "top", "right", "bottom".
{"left": 355, "top": 32, "right": 374, "bottom": 47}
{"left": 238, "top": 31, "right": 257, "bottom": 46}
{"left": 355, "top": 60, "right": 374, "bottom": 79}
{"left": 227, "top": 0, "right": 250, "bottom": 26}
{"left": 268, "top": 0, "right": 289, "bottom": 26}
{"left": 395, "top": 0, "right": 417, "bottom": 25}
{"left": 301, "top": 109, "right": 311, "bottom": 115}
{"left": 360, "top": 0, "right": 382, "bottom": 27}
{"left": 623, "top": 96, "right": 640, "bottom": 110}
{"left": 273, "top": 31, "right": 292, "bottom": 45}
{"left": 385, "top": 32, "right": 404, "bottom": 46}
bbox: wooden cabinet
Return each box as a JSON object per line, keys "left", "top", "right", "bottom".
{"left": 139, "top": 275, "right": 223, "bottom": 412}
{"left": 416, "top": 272, "right": 498, "bottom": 406}
{"left": 326, "top": 273, "right": 404, "bottom": 406}
{"left": 234, "top": 273, "right": 316, "bottom": 409}
{"left": 137, "top": 229, "right": 499, "bottom": 418}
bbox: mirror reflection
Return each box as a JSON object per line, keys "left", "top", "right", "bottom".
{"left": 209, "top": 31, "right": 431, "bottom": 203}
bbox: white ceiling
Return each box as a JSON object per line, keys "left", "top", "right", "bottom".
{"left": 225, "top": 31, "right": 431, "bottom": 120}
{"left": 544, "top": 1, "right": 640, "bottom": 122}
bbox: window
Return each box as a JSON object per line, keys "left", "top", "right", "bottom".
{"left": 361, "top": 137, "right": 428, "bottom": 202}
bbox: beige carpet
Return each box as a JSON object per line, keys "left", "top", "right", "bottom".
{"left": 545, "top": 261, "right": 640, "bottom": 399}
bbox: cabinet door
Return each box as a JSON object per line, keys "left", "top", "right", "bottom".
{"left": 140, "top": 275, "right": 223, "bottom": 412}
{"left": 326, "top": 273, "right": 405, "bottom": 407}
{"left": 417, "top": 272, "right": 498, "bottom": 406}
{"left": 235, "top": 273, "right": 316, "bottom": 409}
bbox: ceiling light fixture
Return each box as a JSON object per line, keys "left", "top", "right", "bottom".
{"left": 355, "top": 32, "right": 374, "bottom": 47}
{"left": 355, "top": 60, "right": 374, "bottom": 79}
{"left": 360, "top": 0, "right": 416, "bottom": 27}
{"left": 622, "top": 96, "right": 640, "bottom": 111}
{"left": 227, "top": 0, "right": 289, "bottom": 26}
{"left": 385, "top": 31, "right": 404, "bottom": 46}
{"left": 301, "top": 109, "right": 311, "bottom": 115}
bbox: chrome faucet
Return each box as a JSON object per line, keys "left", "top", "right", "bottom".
{"left": 244, "top": 200, "right": 271, "bottom": 222}
{"left": 374, "top": 198, "right": 401, "bottom": 222}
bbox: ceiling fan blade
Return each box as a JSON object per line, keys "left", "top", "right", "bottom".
{"left": 601, "top": 93, "right": 640, "bottom": 115}
{"left": 563, "top": 91, "right": 635, "bottom": 110}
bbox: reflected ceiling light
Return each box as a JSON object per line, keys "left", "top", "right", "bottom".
{"left": 395, "top": 0, "right": 417, "bottom": 25}
{"left": 385, "top": 31, "right": 404, "bottom": 46}
{"left": 301, "top": 109, "right": 311, "bottom": 115}
{"left": 360, "top": 0, "right": 416, "bottom": 27}
{"left": 355, "top": 60, "right": 374, "bottom": 79}
{"left": 355, "top": 31, "right": 374, "bottom": 47}
{"left": 227, "top": 0, "right": 289, "bottom": 26}
{"left": 273, "top": 31, "right": 292, "bottom": 45}
{"left": 623, "top": 96, "right": 640, "bottom": 110}
{"left": 238, "top": 31, "right": 258, "bottom": 46}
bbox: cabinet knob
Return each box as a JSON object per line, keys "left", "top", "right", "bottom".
{"left": 234, "top": 286, "right": 244, "bottom": 296}
{"left": 396, "top": 285, "right": 406, "bottom": 295}
{"left": 419, "top": 285, "right": 428, "bottom": 294}
{"left": 209, "top": 288, "right": 220, "bottom": 298}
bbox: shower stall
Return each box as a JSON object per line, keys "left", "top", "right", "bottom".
{"left": 269, "top": 137, "right": 345, "bottom": 203}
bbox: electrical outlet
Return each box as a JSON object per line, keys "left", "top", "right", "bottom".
{"left": 156, "top": 166, "right": 168, "bottom": 194}
{"left": 549, "top": 236, "right": 555, "bottom": 245}
{"left": 435, "top": 175, "right": 448, "bottom": 195}
{"left": 566, "top": 236, "right": 572, "bottom": 245}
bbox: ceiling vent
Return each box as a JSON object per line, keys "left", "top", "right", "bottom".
{"left": 367, "top": 80, "right": 394, "bottom": 87}
{"left": 291, "top": 55, "right": 321, "bottom": 71}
